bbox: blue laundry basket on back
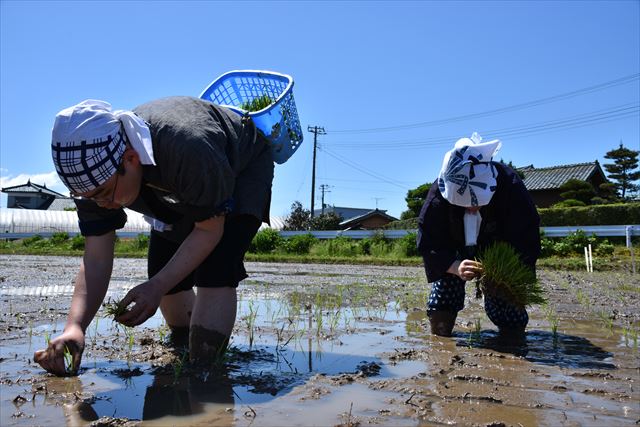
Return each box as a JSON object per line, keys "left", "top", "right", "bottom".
{"left": 199, "top": 70, "right": 304, "bottom": 164}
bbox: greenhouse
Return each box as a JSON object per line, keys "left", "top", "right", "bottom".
{"left": 0, "top": 208, "right": 285, "bottom": 238}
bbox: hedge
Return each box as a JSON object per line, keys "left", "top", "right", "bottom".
{"left": 385, "top": 203, "right": 640, "bottom": 229}
{"left": 538, "top": 203, "right": 640, "bottom": 226}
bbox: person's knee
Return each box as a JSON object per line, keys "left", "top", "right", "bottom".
{"left": 428, "top": 310, "right": 457, "bottom": 337}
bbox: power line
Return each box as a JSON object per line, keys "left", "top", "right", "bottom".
{"left": 325, "top": 103, "right": 639, "bottom": 150}
{"left": 327, "top": 73, "right": 639, "bottom": 134}
{"left": 319, "top": 147, "right": 409, "bottom": 190}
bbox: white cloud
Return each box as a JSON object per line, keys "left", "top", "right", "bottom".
{"left": 1, "top": 171, "right": 68, "bottom": 195}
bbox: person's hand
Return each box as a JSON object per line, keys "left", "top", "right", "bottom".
{"left": 457, "top": 259, "right": 483, "bottom": 281}
{"left": 116, "top": 280, "right": 164, "bottom": 327}
{"left": 33, "top": 324, "right": 84, "bottom": 376}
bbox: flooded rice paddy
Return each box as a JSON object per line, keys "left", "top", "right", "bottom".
{"left": 0, "top": 255, "right": 638, "bottom": 426}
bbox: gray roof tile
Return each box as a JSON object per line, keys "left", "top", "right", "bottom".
{"left": 517, "top": 162, "right": 604, "bottom": 191}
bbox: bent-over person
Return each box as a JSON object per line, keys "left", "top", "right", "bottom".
{"left": 417, "top": 133, "right": 540, "bottom": 337}
{"left": 35, "top": 97, "right": 273, "bottom": 375}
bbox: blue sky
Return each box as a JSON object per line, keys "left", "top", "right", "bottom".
{"left": 1, "top": 1, "right": 639, "bottom": 219}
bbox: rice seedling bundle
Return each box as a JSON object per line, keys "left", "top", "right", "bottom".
{"left": 103, "top": 298, "right": 127, "bottom": 318}
{"left": 477, "top": 241, "right": 547, "bottom": 307}
{"left": 240, "top": 94, "right": 273, "bottom": 112}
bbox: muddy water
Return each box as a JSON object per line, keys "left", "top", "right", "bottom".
{"left": 0, "top": 256, "right": 638, "bottom": 426}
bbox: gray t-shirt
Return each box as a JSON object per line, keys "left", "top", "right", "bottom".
{"left": 76, "top": 96, "right": 274, "bottom": 242}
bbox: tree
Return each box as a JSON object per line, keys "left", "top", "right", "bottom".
{"left": 592, "top": 182, "right": 619, "bottom": 204}
{"left": 282, "top": 201, "right": 343, "bottom": 230}
{"left": 603, "top": 143, "right": 640, "bottom": 199}
{"left": 282, "top": 201, "right": 311, "bottom": 230}
{"left": 401, "top": 182, "right": 432, "bottom": 219}
{"left": 558, "top": 179, "right": 596, "bottom": 205}
{"left": 309, "top": 212, "right": 342, "bottom": 230}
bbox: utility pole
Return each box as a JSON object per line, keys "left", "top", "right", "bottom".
{"left": 320, "top": 184, "right": 331, "bottom": 214}
{"left": 307, "top": 125, "right": 326, "bottom": 217}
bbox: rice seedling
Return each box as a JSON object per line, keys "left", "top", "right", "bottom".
{"left": 314, "top": 292, "right": 324, "bottom": 337}
{"left": 329, "top": 309, "right": 341, "bottom": 333}
{"left": 125, "top": 326, "right": 135, "bottom": 355}
{"left": 103, "top": 298, "right": 128, "bottom": 318}
{"left": 246, "top": 300, "right": 258, "bottom": 348}
{"left": 157, "top": 323, "right": 168, "bottom": 344}
{"left": 90, "top": 318, "right": 99, "bottom": 347}
{"left": 596, "top": 310, "right": 614, "bottom": 333}
{"left": 477, "top": 242, "right": 547, "bottom": 307}
{"left": 63, "top": 345, "right": 74, "bottom": 374}
{"left": 575, "top": 289, "right": 590, "bottom": 308}
{"left": 467, "top": 318, "right": 482, "bottom": 347}
{"left": 173, "top": 351, "right": 188, "bottom": 384}
{"left": 44, "top": 330, "right": 50, "bottom": 346}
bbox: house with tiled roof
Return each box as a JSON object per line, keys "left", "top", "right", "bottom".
{"left": 313, "top": 206, "right": 398, "bottom": 230}
{"left": 1, "top": 180, "right": 75, "bottom": 210}
{"left": 517, "top": 161, "right": 609, "bottom": 208}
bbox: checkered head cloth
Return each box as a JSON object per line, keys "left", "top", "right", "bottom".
{"left": 51, "top": 100, "right": 127, "bottom": 194}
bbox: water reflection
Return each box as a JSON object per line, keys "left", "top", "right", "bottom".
{"left": 455, "top": 329, "right": 615, "bottom": 369}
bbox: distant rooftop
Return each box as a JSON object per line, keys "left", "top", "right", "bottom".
{"left": 313, "top": 206, "right": 385, "bottom": 221}
{"left": 517, "top": 161, "right": 607, "bottom": 191}
{"left": 1, "top": 180, "right": 67, "bottom": 198}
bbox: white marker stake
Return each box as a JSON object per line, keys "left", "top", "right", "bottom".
{"left": 584, "top": 247, "right": 589, "bottom": 272}
{"left": 588, "top": 243, "right": 593, "bottom": 273}
{"left": 627, "top": 226, "right": 636, "bottom": 274}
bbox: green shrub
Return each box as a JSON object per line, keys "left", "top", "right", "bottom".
{"left": 359, "top": 232, "right": 388, "bottom": 256}
{"left": 135, "top": 233, "right": 150, "bottom": 250}
{"left": 50, "top": 232, "right": 70, "bottom": 245}
{"left": 250, "top": 228, "right": 282, "bottom": 253}
{"left": 539, "top": 230, "right": 615, "bottom": 258}
{"left": 70, "top": 235, "right": 85, "bottom": 250}
{"left": 392, "top": 233, "right": 419, "bottom": 257}
{"left": 283, "top": 234, "right": 316, "bottom": 254}
{"left": 551, "top": 199, "right": 586, "bottom": 208}
{"left": 22, "top": 235, "right": 44, "bottom": 247}
{"left": 384, "top": 218, "right": 419, "bottom": 230}
{"left": 310, "top": 236, "right": 362, "bottom": 257}
{"left": 595, "top": 242, "right": 615, "bottom": 256}
{"left": 369, "top": 240, "right": 393, "bottom": 257}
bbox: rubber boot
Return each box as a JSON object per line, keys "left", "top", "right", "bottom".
{"left": 428, "top": 310, "right": 457, "bottom": 337}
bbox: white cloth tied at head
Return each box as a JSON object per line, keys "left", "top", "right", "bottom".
{"left": 438, "top": 132, "right": 502, "bottom": 207}
{"left": 51, "top": 99, "right": 155, "bottom": 194}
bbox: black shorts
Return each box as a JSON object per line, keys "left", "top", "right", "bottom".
{"left": 148, "top": 214, "right": 262, "bottom": 295}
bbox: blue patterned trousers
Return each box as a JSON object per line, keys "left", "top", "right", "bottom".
{"left": 427, "top": 274, "right": 528, "bottom": 330}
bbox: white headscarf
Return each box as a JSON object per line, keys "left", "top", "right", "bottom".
{"left": 438, "top": 132, "right": 502, "bottom": 207}
{"left": 51, "top": 99, "right": 155, "bottom": 194}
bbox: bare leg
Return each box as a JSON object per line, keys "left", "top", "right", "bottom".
{"left": 189, "top": 287, "right": 237, "bottom": 364}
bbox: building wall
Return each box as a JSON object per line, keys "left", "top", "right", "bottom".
{"left": 360, "top": 216, "right": 393, "bottom": 230}
{"left": 529, "top": 176, "right": 608, "bottom": 208}
{"left": 529, "top": 190, "right": 562, "bottom": 208}
{"left": 7, "top": 194, "right": 50, "bottom": 209}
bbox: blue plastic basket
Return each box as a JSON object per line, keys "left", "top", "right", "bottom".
{"left": 199, "top": 70, "right": 304, "bottom": 164}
